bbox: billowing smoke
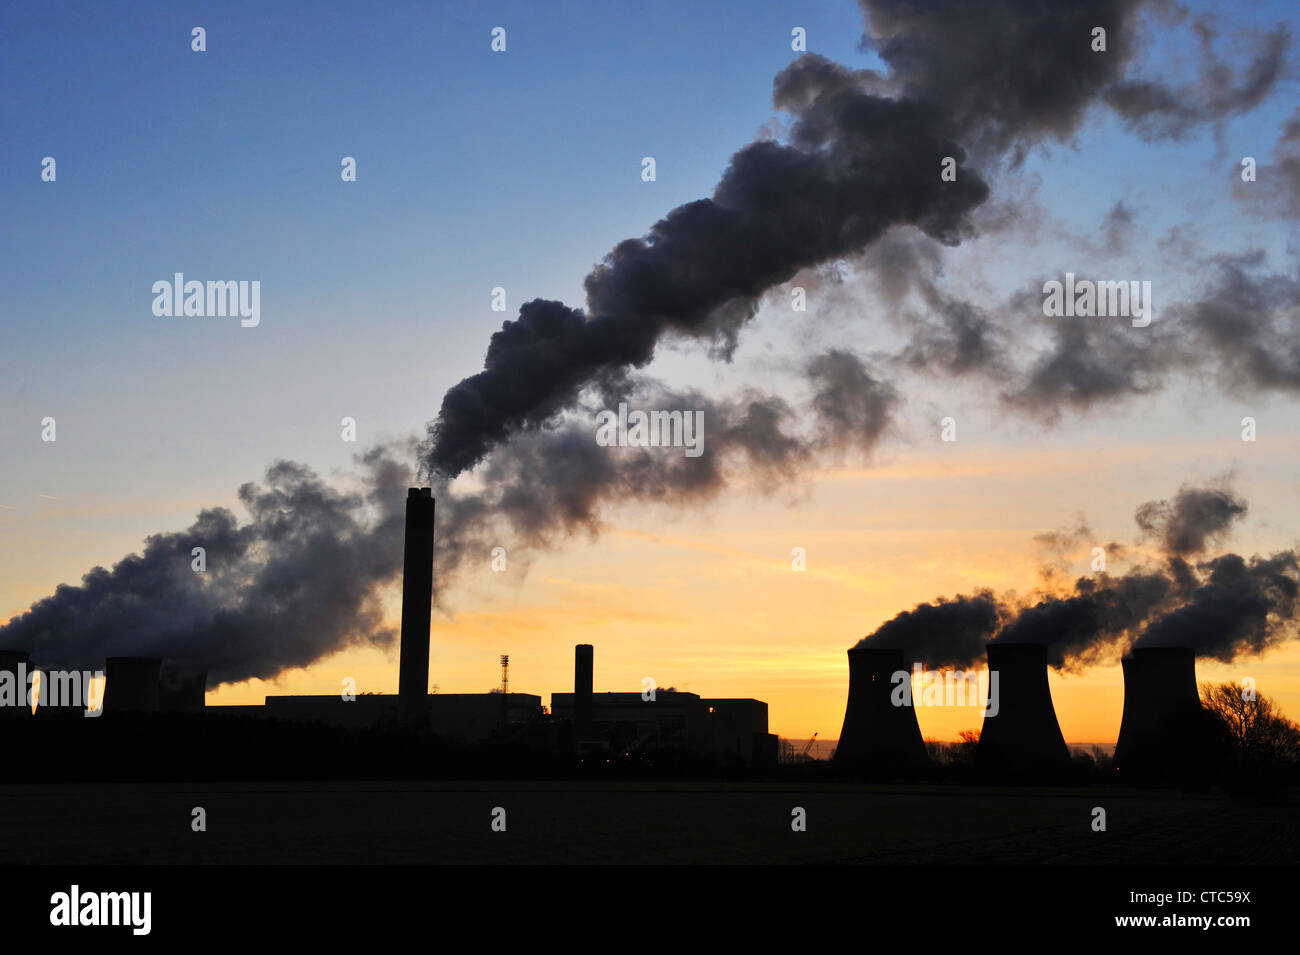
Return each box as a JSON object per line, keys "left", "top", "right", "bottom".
{"left": 1135, "top": 482, "right": 1249, "bottom": 556}
{"left": 428, "top": 355, "right": 896, "bottom": 591}
{"left": 854, "top": 482, "right": 1299, "bottom": 669}
{"left": 1178, "top": 257, "right": 1300, "bottom": 394}
{"left": 0, "top": 449, "right": 412, "bottom": 684}
{"left": 423, "top": 80, "right": 987, "bottom": 478}
{"left": 991, "top": 569, "right": 1175, "bottom": 670}
{"left": 1134, "top": 551, "right": 1300, "bottom": 660}
{"left": 423, "top": 0, "right": 1160, "bottom": 480}
{"left": 852, "top": 592, "right": 1004, "bottom": 667}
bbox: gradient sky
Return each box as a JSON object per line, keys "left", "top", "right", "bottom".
{"left": 2, "top": 0, "right": 1298, "bottom": 742}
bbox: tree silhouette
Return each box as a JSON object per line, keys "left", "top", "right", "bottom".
{"left": 1201, "top": 681, "right": 1300, "bottom": 766}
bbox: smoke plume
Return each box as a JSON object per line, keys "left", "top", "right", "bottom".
{"left": 0, "top": 450, "right": 411, "bottom": 683}
{"left": 423, "top": 0, "right": 1163, "bottom": 480}
{"left": 1135, "top": 482, "right": 1249, "bottom": 556}
{"left": 852, "top": 592, "right": 1004, "bottom": 667}
{"left": 854, "top": 482, "right": 1298, "bottom": 670}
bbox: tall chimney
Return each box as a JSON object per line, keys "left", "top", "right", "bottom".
{"left": 833, "top": 647, "right": 928, "bottom": 775}
{"left": 103, "top": 657, "right": 161, "bottom": 715}
{"left": 976, "top": 643, "right": 1070, "bottom": 780}
{"left": 399, "top": 488, "right": 435, "bottom": 725}
{"left": 574, "top": 644, "right": 594, "bottom": 742}
{"left": 0, "top": 651, "right": 31, "bottom": 718}
{"left": 1114, "top": 647, "right": 1213, "bottom": 780}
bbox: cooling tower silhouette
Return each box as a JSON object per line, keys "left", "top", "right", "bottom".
{"left": 159, "top": 666, "right": 208, "bottom": 712}
{"left": 834, "top": 647, "right": 928, "bottom": 775}
{"left": 102, "top": 657, "right": 161, "bottom": 714}
{"left": 976, "top": 643, "right": 1070, "bottom": 780}
{"left": 1114, "top": 647, "right": 1216, "bottom": 780}
{"left": 0, "top": 650, "right": 31, "bottom": 718}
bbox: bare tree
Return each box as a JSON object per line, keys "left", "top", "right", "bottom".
{"left": 1201, "top": 681, "right": 1300, "bottom": 764}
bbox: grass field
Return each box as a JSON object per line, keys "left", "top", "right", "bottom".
{"left": 1, "top": 781, "right": 1294, "bottom": 864}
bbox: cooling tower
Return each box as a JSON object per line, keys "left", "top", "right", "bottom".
{"left": 976, "top": 643, "right": 1070, "bottom": 780}
{"left": 833, "top": 647, "right": 928, "bottom": 775}
{"left": 399, "top": 487, "right": 435, "bottom": 726}
{"left": 102, "top": 657, "right": 161, "bottom": 714}
{"left": 159, "top": 666, "right": 208, "bottom": 712}
{"left": 0, "top": 650, "right": 31, "bottom": 718}
{"left": 574, "top": 644, "right": 594, "bottom": 742}
{"left": 1114, "top": 647, "right": 1211, "bottom": 779}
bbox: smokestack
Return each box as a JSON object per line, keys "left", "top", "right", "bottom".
{"left": 399, "top": 487, "right": 435, "bottom": 726}
{"left": 833, "top": 647, "right": 928, "bottom": 775}
{"left": 159, "top": 666, "right": 208, "bottom": 713}
{"left": 574, "top": 644, "right": 593, "bottom": 743}
{"left": 0, "top": 651, "right": 31, "bottom": 718}
{"left": 1114, "top": 647, "right": 1212, "bottom": 779}
{"left": 976, "top": 643, "right": 1070, "bottom": 780}
{"left": 102, "top": 657, "right": 161, "bottom": 715}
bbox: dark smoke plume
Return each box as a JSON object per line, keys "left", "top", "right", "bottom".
{"left": 1135, "top": 482, "right": 1249, "bottom": 556}
{"left": 991, "top": 570, "right": 1174, "bottom": 670}
{"left": 1134, "top": 551, "right": 1300, "bottom": 660}
{"left": 424, "top": 0, "right": 1160, "bottom": 480}
{"left": 852, "top": 592, "right": 1004, "bottom": 667}
{"left": 0, "top": 450, "right": 411, "bottom": 684}
{"left": 429, "top": 356, "right": 896, "bottom": 592}
{"left": 853, "top": 482, "right": 1298, "bottom": 670}
{"left": 0, "top": 350, "right": 893, "bottom": 685}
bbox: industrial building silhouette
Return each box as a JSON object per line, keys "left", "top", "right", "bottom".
{"left": 0, "top": 488, "right": 776, "bottom": 773}
{"left": 0, "top": 487, "right": 1227, "bottom": 783}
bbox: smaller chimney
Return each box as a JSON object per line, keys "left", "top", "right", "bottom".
{"left": 574, "top": 644, "right": 594, "bottom": 743}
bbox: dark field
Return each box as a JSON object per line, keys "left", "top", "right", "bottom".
{"left": 2, "top": 781, "right": 1294, "bottom": 864}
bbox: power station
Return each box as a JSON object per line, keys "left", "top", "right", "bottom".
{"left": 0, "top": 487, "right": 1247, "bottom": 780}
